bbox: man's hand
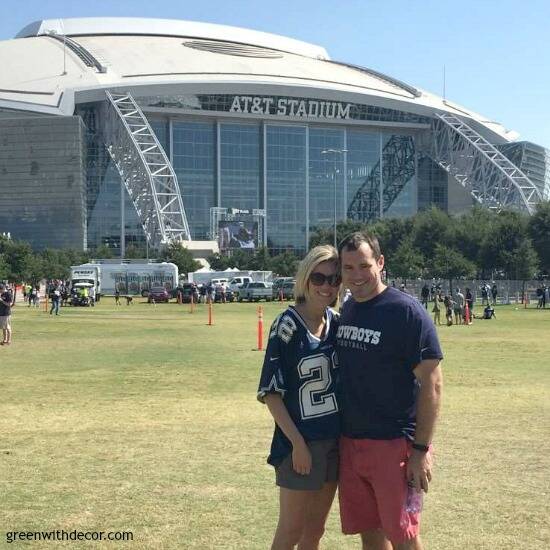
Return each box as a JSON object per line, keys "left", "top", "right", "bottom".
{"left": 407, "top": 449, "right": 433, "bottom": 492}
{"left": 291, "top": 439, "right": 312, "bottom": 475}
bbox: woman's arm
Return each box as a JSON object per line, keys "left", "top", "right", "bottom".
{"left": 263, "top": 393, "right": 312, "bottom": 475}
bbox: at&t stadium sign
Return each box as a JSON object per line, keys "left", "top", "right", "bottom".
{"left": 229, "top": 95, "right": 352, "bottom": 120}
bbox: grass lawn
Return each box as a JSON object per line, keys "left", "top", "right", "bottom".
{"left": 1, "top": 299, "right": 549, "bottom": 549}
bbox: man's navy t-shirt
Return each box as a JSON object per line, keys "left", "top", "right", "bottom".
{"left": 337, "top": 286, "right": 443, "bottom": 440}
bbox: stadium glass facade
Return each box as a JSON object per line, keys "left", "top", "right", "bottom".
{"left": 79, "top": 101, "right": 442, "bottom": 254}
{"left": 2, "top": 19, "right": 549, "bottom": 254}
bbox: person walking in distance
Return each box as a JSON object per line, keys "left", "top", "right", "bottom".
{"left": 491, "top": 283, "right": 498, "bottom": 306}
{"left": 454, "top": 288, "right": 465, "bottom": 326}
{"left": 420, "top": 284, "right": 429, "bottom": 309}
{"left": 336, "top": 231, "right": 443, "bottom": 550}
{"left": 50, "top": 286, "right": 61, "bottom": 316}
{"left": 0, "top": 283, "right": 14, "bottom": 345}
{"left": 465, "top": 288, "right": 474, "bottom": 324}
{"left": 432, "top": 291, "right": 442, "bottom": 326}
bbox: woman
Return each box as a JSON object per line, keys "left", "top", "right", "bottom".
{"left": 432, "top": 291, "right": 441, "bottom": 326}
{"left": 257, "top": 245, "right": 341, "bottom": 550}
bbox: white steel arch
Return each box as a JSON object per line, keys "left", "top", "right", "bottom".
{"left": 103, "top": 90, "right": 191, "bottom": 248}
{"left": 429, "top": 113, "right": 542, "bottom": 214}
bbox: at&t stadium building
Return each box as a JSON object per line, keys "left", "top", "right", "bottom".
{"left": 0, "top": 17, "right": 548, "bottom": 253}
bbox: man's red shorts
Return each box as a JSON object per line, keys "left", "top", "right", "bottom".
{"left": 338, "top": 436, "right": 424, "bottom": 544}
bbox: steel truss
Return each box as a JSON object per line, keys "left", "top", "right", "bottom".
{"left": 429, "top": 113, "right": 542, "bottom": 214}
{"left": 103, "top": 90, "right": 191, "bottom": 248}
{"left": 347, "top": 136, "right": 416, "bottom": 222}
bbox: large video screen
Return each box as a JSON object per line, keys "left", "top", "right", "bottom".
{"left": 218, "top": 221, "right": 258, "bottom": 250}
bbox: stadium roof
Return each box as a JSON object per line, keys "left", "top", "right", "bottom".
{"left": 0, "top": 17, "right": 518, "bottom": 143}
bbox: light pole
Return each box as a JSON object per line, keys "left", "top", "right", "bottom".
{"left": 321, "top": 148, "right": 347, "bottom": 249}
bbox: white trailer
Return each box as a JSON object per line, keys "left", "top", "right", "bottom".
{"left": 72, "top": 260, "right": 179, "bottom": 296}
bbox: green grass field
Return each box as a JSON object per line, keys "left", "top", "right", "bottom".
{"left": 1, "top": 299, "right": 549, "bottom": 549}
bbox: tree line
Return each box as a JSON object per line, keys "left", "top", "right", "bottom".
{"left": 1, "top": 202, "right": 549, "bottom": 282}
{"left": 314, "top": 203, "right": 550, "bottom": 280}
{"left": 210, "top": 202, "right": 550, "bottom": 280}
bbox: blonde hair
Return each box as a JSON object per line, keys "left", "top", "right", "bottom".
{"left": 294, "top": 245, "right": 339, "bottom": 305}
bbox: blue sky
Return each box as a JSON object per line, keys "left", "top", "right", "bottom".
{"left": 2, "top": 0, "right": 549, "bottom": 148}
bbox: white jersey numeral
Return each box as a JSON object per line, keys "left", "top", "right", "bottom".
{"left": 298, "top": 354, "right": 338, "bottom": 419}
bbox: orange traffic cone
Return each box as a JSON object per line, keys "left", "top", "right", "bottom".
{"left": 257, "top": 306, "right": 264, "bottom": 351}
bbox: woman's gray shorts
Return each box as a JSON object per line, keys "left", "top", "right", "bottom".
{"left": 275, "top": 438, "right": 339, "bottom": 491}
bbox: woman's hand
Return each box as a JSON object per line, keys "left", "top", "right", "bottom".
{"left": 292, "top": 439, "right": 312, "bottom": 475}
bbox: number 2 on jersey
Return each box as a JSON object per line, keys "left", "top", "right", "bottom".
{"left": 298, "top": 354, "right": 338, "bottom": 419}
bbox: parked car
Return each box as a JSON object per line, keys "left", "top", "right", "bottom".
{"left": 238, "top": 282, "right": 273, "bottom": 302}
{"left": 228, "top": 276, "right": 253, "bottom": 293}
{"left": 272, "top": 277, "right": 294, "bottom": 291}
{"left": 148, "top": 286, "right": 170, "bottom": 303}
{"left": 176, "top": 283, "right": 199, "bottom": 303}
{"left": 273, "top": 280, "right": 295, "bottom": 301}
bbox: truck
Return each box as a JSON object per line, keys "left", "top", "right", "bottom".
{"left": 238, "top": 281, "right": 273, "bottom": 302}
{"left": 71, "top": 261, "right": 179, "bottom": 296}
{"left": 70, "top": 266, "right": 101, "bottom": 301}
{"left": 227, "top": 276, "right": 253, "bottom": 293}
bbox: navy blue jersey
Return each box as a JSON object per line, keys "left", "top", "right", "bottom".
{"left": 337, "top": 287, "right": 443, "bottom": 440}
{"left": 257, "top": 306, "right": 340, "bottom": 466}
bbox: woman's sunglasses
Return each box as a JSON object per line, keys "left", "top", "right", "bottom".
{"left": 309, "top": 272, "right": 341, "bottom": 287}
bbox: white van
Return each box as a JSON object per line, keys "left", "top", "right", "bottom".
{"left": 210, "top": 278, "right": 229, "bottom": 287}
{"left": 228, "top": 276, "right": 252, "bottom": 292}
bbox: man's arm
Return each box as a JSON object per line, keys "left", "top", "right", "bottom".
{"left": 408, "top": 358, "right": 443, "bottom": 492}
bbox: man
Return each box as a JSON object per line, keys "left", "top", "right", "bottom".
{"left": 0, "top": 283, "right": 13, "bottom": 345}
{"left": 420, "top": 284, "right": 429, "bottom": 309}
{"left": 336, "top": 232, "right": 443, "bottom": 550}
{"left": 88, "top": 285, "right": 96, "bottom": 307}
{"left": 491, "top": 283, "right": 498, "bottom": 306}
{"left": 454, "top": 288, "right": 465, "bottom": 325}
{"left": 49, "top": 285, "right": 61, "bottom": 316}
{"left": 465, "top": 288, "right": 474, "bottom": 324}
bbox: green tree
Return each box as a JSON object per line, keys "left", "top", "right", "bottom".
{"left": 248, "top": 247, "right": 271, "bottom": 271}
{"left": 206, "top": 253, "right": 232, "bottom": 271}
{"left": 3, "top": 240, "right": 35, "bottom": 283}
{"left": 411, "top": 206, "right": 453, "bottom": 262}
{"left": 227, "top": 249, "right": 254, "bottom": 270}
{"left": 452, "top": 206, "right": 492, "bottom": 277}
{"left": 0, "top": 253, "right": 8, "bottom": 281}
{"left": 40, "top": 249, "right": 67, "bottom": 280}
{"left": 269, "top": 251, "right": 299, "bottom": 277}
{"left": 528, "top": 200, "right": 550, "bottom": 274}
{"left": 371, "top": 217, "right": 414, "bottom": 265}
{"left": 386, "top": 237, "right": 425, "bottom": 280}
{"left": 160, "top": 242, "right": 201, "bottom": 276}
{"left": 124, "top": 244, "right": 147, "bottom": 259}
{"left": 309, "top": 220, "right": 365, "bottom": 249}
{"left": 480, "top": 211, "right": 538, "bottom": 279}
{"left": 431, "top": 244, "right": 476, "bottom": 289}
{"left": 93, "top": 244, "right": 114, "bottom": 259}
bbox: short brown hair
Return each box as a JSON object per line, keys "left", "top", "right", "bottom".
{"left": 338, "top": 231, "right": 382, "bottom": 260}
